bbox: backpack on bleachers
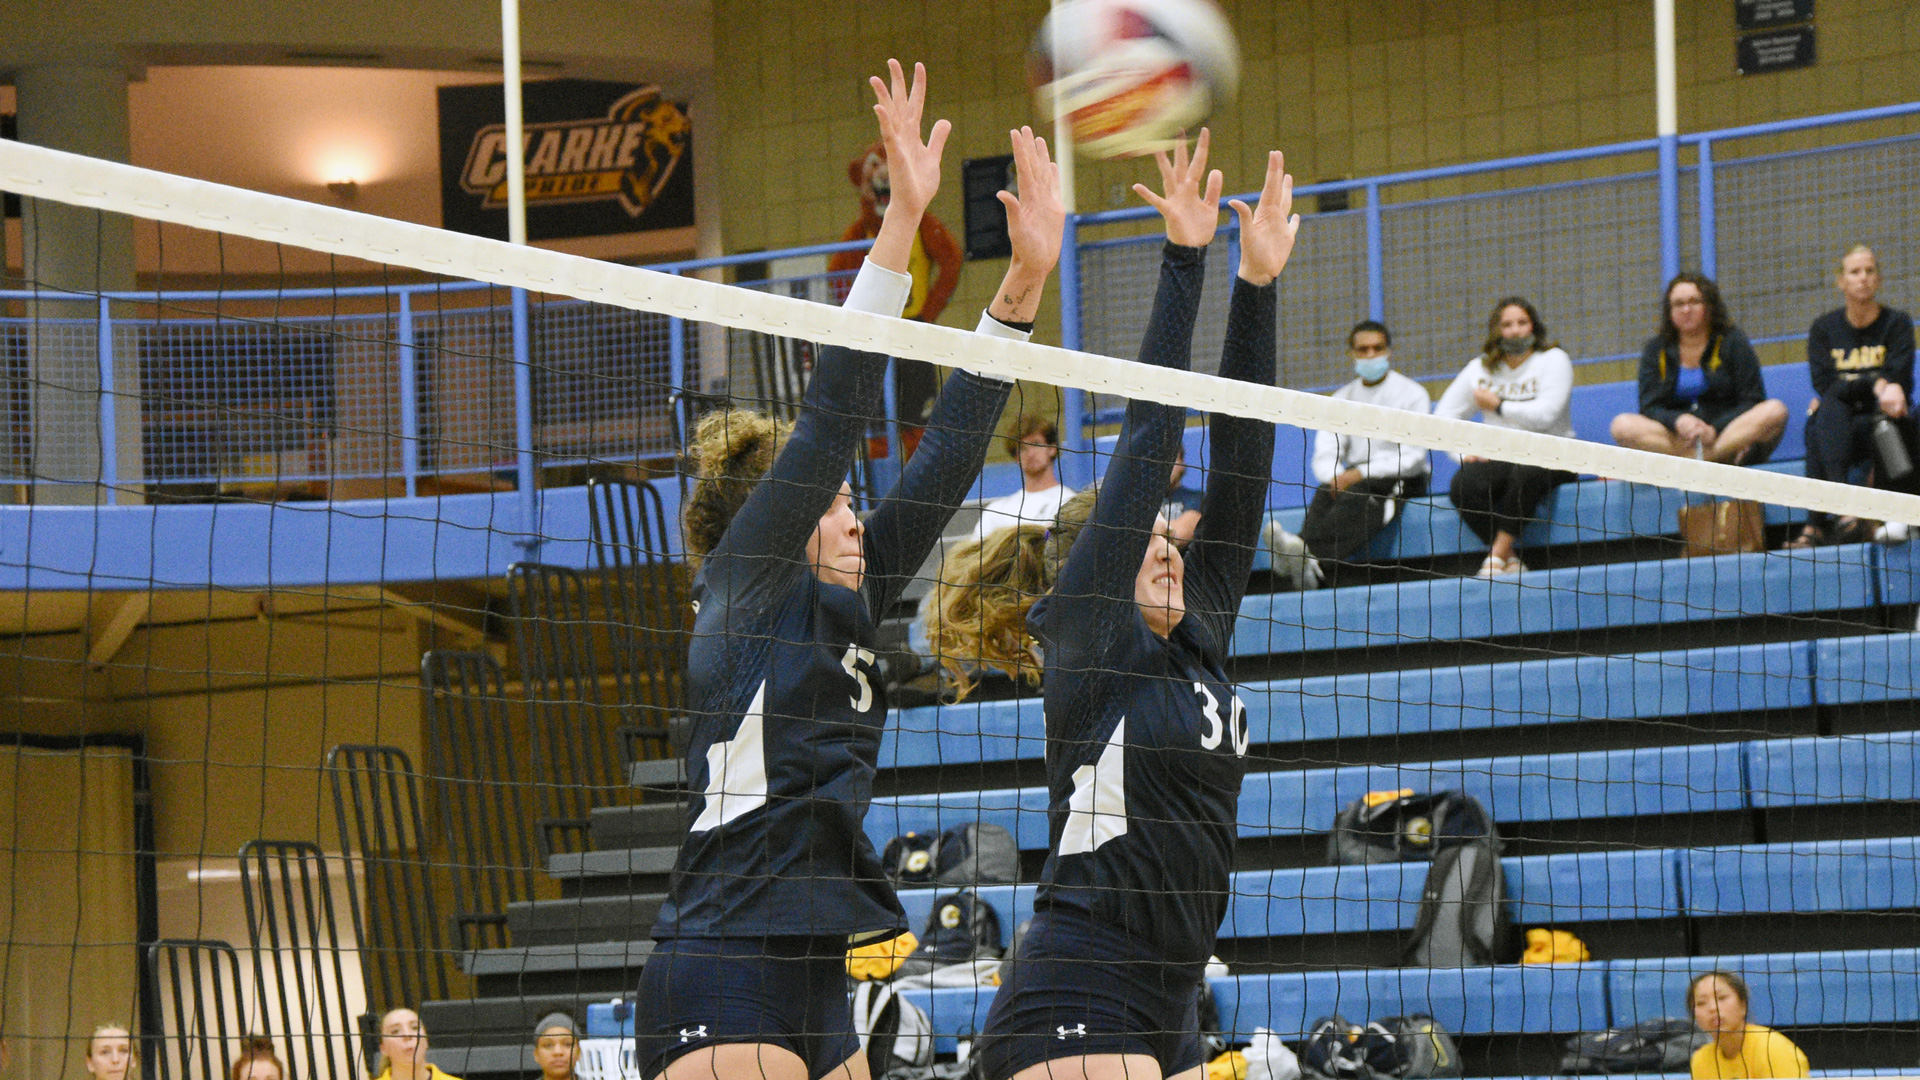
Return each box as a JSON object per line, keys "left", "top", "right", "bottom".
{"left": 1402, "top": 837, "right": 1515, "bottom": 967}
{"left": 897, "top": 888, "right": 1003, "bottom": 978}
{"left": 1302, "top": 1014, "right": 1460, "bottom": 1079}
{"left": 851, "top": 979, "right": 933, "bottom": 1076}
{"left": 934, "top": 822, "right": 1018, "bottom": 885}
{"left": 1360, "top": 1015, "right": 1463, "bottom": 1078}
{"left": 883, "top": 831, "right": 940, "bottom": 884}
{"left": 1328, "top": 789, "right": 1497, "bottom": 865}
{"left": 1558, "top": 1018, "right": 1708, "bottom": 1074}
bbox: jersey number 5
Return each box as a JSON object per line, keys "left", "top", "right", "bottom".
{"left": 842, "top": 645, "right": 877, "bottom": 712}
{"left": 1194, "top": 683, "right": 1249, "bottom": 756}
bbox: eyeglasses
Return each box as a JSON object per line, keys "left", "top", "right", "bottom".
{"left": 1669, "top": 297, "right": 1705, "bottom": 309}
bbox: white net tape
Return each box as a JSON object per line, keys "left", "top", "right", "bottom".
{"left": 5, "top": 138, "right": 1916, "bottom": 524}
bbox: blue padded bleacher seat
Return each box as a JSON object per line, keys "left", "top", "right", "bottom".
{"left": 1745, "top": 731, "right": 1920, "bottom": 808}
{"left": 1877, "top": 540, "right": 1920, "bottom": 605}
{"left": 898, "top": 849, "right": 1675, "bottom": 950}
{"left": 898, "top": 848, "right": 1677, "bottom": 950}
{"left": 1239, "top": 742, "right": 1748, "bottom": 837}
{"left": 881, "top": 641, "right": 1810, "bottom": 772}
{"left": 873, "top": 742, "right": 1747, "bottom": 854}
{"left": 880, "top": 695, "right": 1044, "bottom": 772}
{"left": 1217, "top": 963, "right": 1610, "bottom": 1037}
{"left": 1610, "top": 948, "right": 1920, "bottom": 1027}
{"left": 1681, "top": 837, "right": 1920, "bottom": 918}
{"left": 1813, "top": 632, "right": 1920, "bottom": 706}
{"left": 1231, "top": 545, "right": 1874, "bottom": 658}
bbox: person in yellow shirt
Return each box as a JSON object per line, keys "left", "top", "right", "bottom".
{"left": 1689, "top": 971, "right": 1809, "bottom": 1079}
{"left": 370, "top": 1008, "right": 463, "bottom": 1080}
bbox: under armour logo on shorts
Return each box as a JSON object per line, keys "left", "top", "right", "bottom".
{"left": 1056, "top": 1024, "right": 1087, "bottom": 1039}
{"left": 678, "top": 1026, "right": 707, "bottom": 1042}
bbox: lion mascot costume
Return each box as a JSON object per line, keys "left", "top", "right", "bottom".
{"left": 828, "top": 139, "right": 963, "bottom": 454}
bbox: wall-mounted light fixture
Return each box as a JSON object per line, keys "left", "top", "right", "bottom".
{"left": 327, "top": 179, "right": 359, "bottom": 199}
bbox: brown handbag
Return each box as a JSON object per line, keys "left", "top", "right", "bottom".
{"left": 1678, "top": 499, "right": 1766, "bottom": 557}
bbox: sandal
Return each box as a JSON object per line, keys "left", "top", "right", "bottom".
{"left": 1785, "top": 526, "right": 1825, "bottom": 550}
{"left": 1473, "top": 555, "right": 1507, "bottom": 579}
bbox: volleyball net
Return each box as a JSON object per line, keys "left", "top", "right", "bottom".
{"left": 2, "top": 138, "right": 1919, "bottom": 1080}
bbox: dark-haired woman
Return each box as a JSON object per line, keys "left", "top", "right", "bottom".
{"left": 1435, "top": 297, "right": 1576, "bottom": 577}
{"left": 1611, "top": 273, "right": 1787, "bottom": 465}
{"left": 1792, "top": 245, "right": 1919, "bottom": 547}
{"left": 928, "top": 134, "right": 1297, "bottom": 1080}
{"left": 1688, "top": 971, "right": 1808, "bottom": 1079}
{"left": 635, "top": 63, "right": 1066, "bottom": 1080}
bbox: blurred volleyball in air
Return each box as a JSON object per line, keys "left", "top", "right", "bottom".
{"left": 1029, "top": 0, "right": 1241, "bottom": 160}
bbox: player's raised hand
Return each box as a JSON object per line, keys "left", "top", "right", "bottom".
{"left": 1000, "top": 126, "right": 1065, "bottom": 278}
{"left": 1133, "top": 128, "right": 1224, "bottom": 249}
{"left": 869, "top": 59, "right": 950, "bottom": 219}
{"left": 1230, "top": 150, "right": 1301, "bottom": 287}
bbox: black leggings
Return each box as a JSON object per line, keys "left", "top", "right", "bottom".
{"left": 1448, "top": 459, "right": 1576, "bottom": 546}
{"left": 1300, "top": 475, "right": 1428, "bottom": 562}
{"left": 1804, "top": 389, "right": 1920, "bottom": 531}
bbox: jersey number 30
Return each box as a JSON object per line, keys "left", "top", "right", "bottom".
{"left": 1195, "top": 683, "right": 1250, "bottom": 756}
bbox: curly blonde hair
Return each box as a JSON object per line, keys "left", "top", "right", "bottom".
{"left": 681, "top": 408, "right": 794, "bottom": 564}
{"left": 924, "top": 486, "right": 1098, "bottom": 699}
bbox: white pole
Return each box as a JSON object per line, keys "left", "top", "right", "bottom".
{"left": 1049, "top": 0, "right": 1077, "bottom": 214}
{"left": 1654, "top": 0, "right": 1677, "bottom": 136}
{"left": 501, "top": 0, "right": 529, "bottom": 245}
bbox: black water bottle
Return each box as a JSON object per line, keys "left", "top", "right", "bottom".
{"left": 1874, "top": 417, "right": 1914, "bottom": 485}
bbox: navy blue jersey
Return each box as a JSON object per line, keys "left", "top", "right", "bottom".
{"left": 1027, "top": 244, "right": 1277, "bottom": 966}
{"left": 655, "top": 346, "right": 1013, "bottom": 942}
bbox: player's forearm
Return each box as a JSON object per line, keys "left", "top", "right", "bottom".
{"left": 866, "top": 204, "right": 927, "bottom": 275}
{"left": 988, "top": 262, "right": 1050, "bottom": 325}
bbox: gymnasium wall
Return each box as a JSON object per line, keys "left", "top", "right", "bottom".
{"left": 709, "top": 0, "right": 1920, "bottom": 352}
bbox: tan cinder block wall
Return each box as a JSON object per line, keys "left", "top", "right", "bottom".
{"left": 713, "top": 0, "right": 1920, "bottom": 416}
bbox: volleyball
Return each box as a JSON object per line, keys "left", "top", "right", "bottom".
{"left": 1029, "top": 0, "right": 1241, "bottom": 160}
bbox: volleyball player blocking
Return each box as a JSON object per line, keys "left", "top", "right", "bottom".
{"left": 930, "top": 133, "right": 1299, "bottom": 1080}
{"left": 634, "top": 61, "right": 1067, "bottom": 1080}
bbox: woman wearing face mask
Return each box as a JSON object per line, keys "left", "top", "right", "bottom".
{"left": 928, "top": 136, "right": 1297, "bottom": 1080}
{"left": 1300, "top": 319, "right": 1433, "bottom": 570}
{"left": 1435, "top": 296, "right": 1576, "bottom": 577}
{"left": 1688, "top": 971, "right": 1808, "bottom": 1078}
{"left": 636, "top": 63, "right": 1067, "bottom": 1080}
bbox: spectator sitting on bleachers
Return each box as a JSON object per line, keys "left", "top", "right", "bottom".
{"left": 972, "top": 413, "right": 1075, "bottom": 539}
{"left": 1161, "top": 444, "right": 1205, "bottom": 546}
{"left": 1791, "top": 245, "right": 1919, "bottom": 548}
{"left": 1689, "top": 970, "right": 1808, "bottom": 1079}
{"left": 1301, "top": 319, "right": 1432, "bottom": 567}
{"left": 1610, "top": 273, "right": 1787, "bottom": 466}
{"left": 84, "top": 1024, "right": 135, "bottom": 1080}
{"left": 1435, "top": 297, "right": 1575, "bottom": 578}
{"left": 228, "top": 1037, "right": 283, "bottom": 1080}
{"left": 531, "top": 1014, "right": 581, "bottom": 1080}
{"left": 372, "top": 1008, "right": 462, "bottom": 1080}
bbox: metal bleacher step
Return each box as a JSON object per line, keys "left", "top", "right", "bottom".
{"left": 462, "top": 939, "right": 657, "bottom": 998}
{"left": 507, "top": 892, "right": 668, "bottom": 947}
{"left": 419, "top": 992, "right": 611, "bottom": 1047}
{"left": 548, "top": 843, "right": 679, "bottom": 898}
{"left": 589, "top": 801, "right": 685, "bottom": 850}
{"left": 427, "top": 1044, "right": 531, "bottom": 1079}
{"left": 627, "top": 756, "right": 686, "bottom": 789}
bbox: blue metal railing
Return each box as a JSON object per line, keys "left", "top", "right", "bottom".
{"left": 1, "top": 100, "right": 1914, "bottom": 505}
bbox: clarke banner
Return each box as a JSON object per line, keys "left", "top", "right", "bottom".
{"left": 438, "top": 78, "right": 694, "bottom": 241}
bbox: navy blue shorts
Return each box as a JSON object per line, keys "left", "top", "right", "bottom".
{"left": 635, "top": 936, "right": 859, "bottom": 1080}
{"left": 974, "top": 909, "right": 1207, "bottom": 1079}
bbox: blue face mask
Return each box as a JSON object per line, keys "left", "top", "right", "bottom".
{"left": 1354, "top": 355, "right": 1391, "bottom": 384}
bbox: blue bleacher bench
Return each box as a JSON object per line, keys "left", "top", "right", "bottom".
{"left": 870, "top": 742, "right": 1747, "bottom": 854}
{"left": 1230, "top": 544, "right": 1876, "bottom": 658}
{"left": 1745, "top": 730, "right": 1920, "bottom": 808}
{"left": 1813, "top": 632, "right": 1920, "bottom": 706}
{"left": 1610, "top": 948, "right": 1920, "bottom": 1027}
{"left": 1680, "top": 836, "right": 1920, "bottom": 918}
{"left": 881, "top": 641, "right": 1812, "bottom": 772}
